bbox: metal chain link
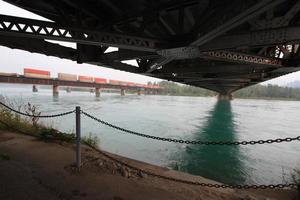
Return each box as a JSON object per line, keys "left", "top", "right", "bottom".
{"left": 82, "top": 111, "right": 300, "bottom": 146}
{"left": 93, "top": 148, "right": 297, "bottom": 189}
{"left": 0, "top": 101, "right": 75, "bottom": 118}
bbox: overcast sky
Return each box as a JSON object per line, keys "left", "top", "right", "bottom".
{"left": 0, "top": 0, "right": 299, "bottom": 85}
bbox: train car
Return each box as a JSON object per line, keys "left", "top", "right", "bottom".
{"left": 24, "top": 68, "right": 50, "bottom": 79}
{"left": 126, "top": 82, "right": 135, "bottom": 86}
{"left": 94, "top": 77, "right": 107, "bottom": 84}
{"left": 0, "top": 72, "right": 18, "bottom": 77}
{"left": 109, "top": 80, "right": 120, "bottom": 85}
{"left": 119, "top": 81, "right": 128, "bottom": 86}
{"left": 78, "top": 75, "right": 94, "bottom": 83}
{"left": 136, "top": 83, "right": 144, "bottom": 88}
{"left": 150, "top": 84, "right": 159, "bottom": 89}
{"left": 58, "top": 73, "right": 77, "bottom": 81}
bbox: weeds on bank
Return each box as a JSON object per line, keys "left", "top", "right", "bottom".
{"left": 0, "top": 96, "right": 100, "bottom": 148}
{"left": 82, "top": 133, "right": 100, "bottom": 149}
{"left": 0, "top": 153, "right": 10, "bottom": 161}
{"left": 291, "top": 168, "right": 300, "bottom": 187}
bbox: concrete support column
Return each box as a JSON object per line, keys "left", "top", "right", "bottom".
{"left": 121, "top": 89, "right": 125, "bottom": 96}
{"left": 66, "top": 87, "right": 71, "bottom": 93}
{"left": 217, "top": 93, "right": 233, "bottom": 100}
{"left": 53, "top": 85, "right": 59, "bottom": 96}
{"left": 95, "top": 87, "right": 101, "bottom": 97}
{"left": 32, "top": 85, "right": 38, "bottom": 92}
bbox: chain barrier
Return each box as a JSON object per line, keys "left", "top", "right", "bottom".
{"left": 91, "top": 147, "right": 297, "bottom": 189}
{"left": 0, "top": 101, "right": 298, "bottom": 190}
{"left": 0, "top": 101, "right": 75, "bottom": 118}
{"left": 82, "top": 111, "right": 300, "bottom": 146}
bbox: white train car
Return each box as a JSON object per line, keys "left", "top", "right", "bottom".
{"left": 0, "top": 72, "right": 18, "bottom": 77}
{"left": 58, "top": 73, "right": 77, "bottom": 81}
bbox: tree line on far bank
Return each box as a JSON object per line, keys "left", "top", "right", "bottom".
{"left": 154, "top": 81, "right": 300, "bottom": 100}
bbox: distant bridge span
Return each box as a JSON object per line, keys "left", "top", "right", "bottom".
{"left": 0, "top": 75, "right": 159, "bottom": 96}
{"left": 1, "top": 0, "right": 300, "bottom": 98}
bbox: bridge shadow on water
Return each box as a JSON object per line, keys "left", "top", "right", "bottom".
{"left": 173, "top": 100, "right": 248, "bottom": 185}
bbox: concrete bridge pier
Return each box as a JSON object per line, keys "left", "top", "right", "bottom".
{"left": 66, "top": 87, "right": 71, "bottom": 93}
{"left": 217, "top": 93, "right": 233, "bottom": 100}
{"left": 32, "top": 85, "right": 38, "bottom": 92}
{"left": 53, "top": 85, "right": 59, "bottom": 96}
{"left": 95, "top": 87, "right": 101, "bottom": 97}
{"left": 121, "top": 89, "right": 125, "bottom": 96}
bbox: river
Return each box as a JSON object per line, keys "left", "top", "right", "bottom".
{"left": 1, "top": 84, "right": 299, "bottom": 185}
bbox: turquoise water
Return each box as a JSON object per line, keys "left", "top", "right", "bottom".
{"left": 1, "top": 84, "right": 300, "bottom": 185}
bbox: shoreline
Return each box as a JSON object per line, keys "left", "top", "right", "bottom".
{"left": 0, "top": 131, "right": 297, "bottom": 200}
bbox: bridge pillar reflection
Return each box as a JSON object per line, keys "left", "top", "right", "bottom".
{"left": 95, "top": 87, "right": 101, "bottom": 97}
{"left": 53, "top": 85, "right": 59, "bottom": 96}
{"left": 32, "top": 85, "right": 38, "bottom": 92}
{"left": 121, "top": 89, "right": 125, "bottom": 96}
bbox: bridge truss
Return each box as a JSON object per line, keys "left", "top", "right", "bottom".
{"left": 1, "top": 0, "right": 300, "bottom": 95}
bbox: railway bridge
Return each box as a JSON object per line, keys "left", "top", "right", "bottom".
{"left": 1, "top": 0, "right": 300, "bottom": 99}
{"left": 0, "top": 75, "right": 160, "bottom": 96}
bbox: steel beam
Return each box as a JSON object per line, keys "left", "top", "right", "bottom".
{"left": 144, "top": 0, "right": 285, "bottom": 72}
{"left": 157, "top": 48, "right": 283, "bottom": 66}
{"left": 0, "top": 35, "right": 139, "bottom": 73}
{"left": 100, "top": 50, "right": 160, "bottom": 62}
{"left": 183, "top": 78, "right": 252, "bottom": 84}
{"left": 145, "top": 57, "right": 173, "bottom": 73}
{"left": 0, "top": 35, "right": 76, "bottom": 60}
{"left": 199, "top": 26, "right": 300, "bottom": 51}
{"left": 0, "top": 14, "right": 164, "bottom": 52}
{"left": 191, "top": 0, "right": 285, "bottom": 46}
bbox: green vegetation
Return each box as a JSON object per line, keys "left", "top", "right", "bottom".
{"left": 0, "top": 96, "right": 100, "bottom": 148}
{"left": 153, "top": 81, "right": 300, "bottom": 100}
{"left": 158, "top": 81, "right": 216, "bottom": 96}
{"left": 291, "top": 168, "right": 300, "bottom": 186}
{"left": 82, "top": 133, "right": 100, "bottom": 149}
{"left": 234, "top": 84, "right": 300, "bottom": 100}
{"left": 0, "top": 153, "right": 10, "bottom": 160}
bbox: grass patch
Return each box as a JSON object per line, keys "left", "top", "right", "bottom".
{"left": 0, "top": 96, "right": 100, "bottom": 149}
{"left": 39, "top": 128, "right": 75, "bottom": 143}
{"left": 0, "top": 153, "right": 10, "bottom": 160}
{"left": 291, "top": 168, "right": 300, "bottom": 187}
{"left": 82, "top": 133, "right": 100, "bottom": 149}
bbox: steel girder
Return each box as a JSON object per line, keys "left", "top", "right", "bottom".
{"left": 147, "top": 0, "right": 286, "bottom": 70}
{"left": 0, "top": 14, "right": 164, "bottom": 52}
{"left": 1, "top": 0, "right": 300, "bottom": 95}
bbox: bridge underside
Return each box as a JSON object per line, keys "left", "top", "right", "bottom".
{"left": 1, "top": 0, "right": 300, "bottom": 95}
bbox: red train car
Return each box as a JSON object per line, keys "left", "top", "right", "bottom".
{"left": 79, "top": 75, "right": 94, "bottom": 83}
{"left": 24, "top": 68, "right": 50, "bottom": 79}
{"left": 95, "top": 77, "right": 107, "bottom": 84}
{"left": 126, "top": 82, "right": 135, "bottom": 86}
{"left": 109, "top": 80, "right": 120, "bottom": 85}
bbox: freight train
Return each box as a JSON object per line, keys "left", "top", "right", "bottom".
{"left": 0, "top": 68, "right": 160, "bottom": 88}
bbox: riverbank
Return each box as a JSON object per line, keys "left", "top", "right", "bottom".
{"left": 0, "top": 131, "right": 297, "bottom": 200}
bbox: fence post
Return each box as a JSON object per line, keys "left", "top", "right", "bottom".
{"left": 297, "top": 184, "right": 300, "bottom": 200}
{"left": 75, "top": 106, "right": 81, "bottom": 169}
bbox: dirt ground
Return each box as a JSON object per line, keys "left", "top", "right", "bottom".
{"left": 0, "top": 131, "right": 297, "bottom": 200}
